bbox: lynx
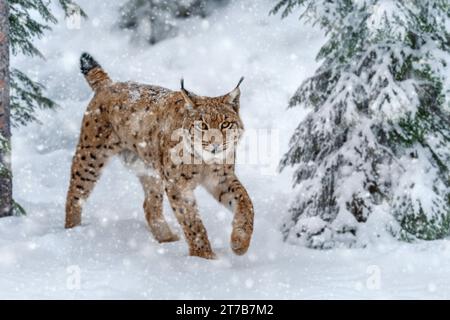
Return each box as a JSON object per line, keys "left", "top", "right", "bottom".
{"left": 65, "top": 53, "right": 254, "bottom": 259}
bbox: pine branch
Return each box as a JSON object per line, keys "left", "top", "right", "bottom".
{"left": 7, "top": 0, "right": 85, "bottom": 127}
{"left": 270, "top": 0, "right": 305, "bottom": 18}
{"left": 8, "top": 0, "right": 56, "bottom": 57}
{"left": 10, "top": 68, "right": 57, "bottom": 127}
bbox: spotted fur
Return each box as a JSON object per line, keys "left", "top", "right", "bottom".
{"left": 65, "top": 53, "right": 254, "bottom": 259}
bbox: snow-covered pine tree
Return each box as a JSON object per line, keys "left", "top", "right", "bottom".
{"left": 273, "top": 0, "right": 450, "bottom": 248}
{"left": 119, "top": 0, "right": 227, "bottom": 44}
{"left": 0, "top": 0, "right": 85, "bottom": 217}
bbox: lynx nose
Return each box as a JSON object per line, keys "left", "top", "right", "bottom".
{"left": 211, "top": 143, "right": 220, "bottom": 154}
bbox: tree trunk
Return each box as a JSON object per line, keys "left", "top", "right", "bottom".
{"left": 0, "top": 0, "right": 12, "bottom": 217}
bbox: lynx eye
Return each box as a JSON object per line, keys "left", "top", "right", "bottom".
{"left": 221, "top": 121, "right": 232, "bottom": 129}
{"left": 195, "top": 122, "right": 208, "bottom": 131}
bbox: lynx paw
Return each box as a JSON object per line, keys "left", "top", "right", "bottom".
{"left": 157, "top": 234, "right": 180, "bottom": 243}
{"left": 190, "top": 250, "right": 217, "bottom": 260}
{"left": 231, "top": 228, "right": 251, "bottom": 255}
{"left": 65, "top": 216, "right": 81, "bottom": 229}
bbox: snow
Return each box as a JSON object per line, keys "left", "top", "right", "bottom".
{"left": 1, "top": 0, "right": 449, "bottom": 299}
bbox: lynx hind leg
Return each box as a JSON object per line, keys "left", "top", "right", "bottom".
{"left": 65, "top": 122, "right": 120, "bottom": 228}
{"left": 120, "top": 150, "right": 179, "bottom": 243}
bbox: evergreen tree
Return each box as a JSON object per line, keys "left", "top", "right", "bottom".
{"left": 273, "top": 0, "right": 450, "bottom": 248}
{"left": 119, "top": 0, "right": 228, "bottom": 44}
{"left": 0, "top": 0, "right": 85, "bottom": 217}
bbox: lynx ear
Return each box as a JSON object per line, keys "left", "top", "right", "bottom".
{"left": 180, "top": 78, "right": 195, "bottom": 108}
{"left": 225, "top": 77, "right": 244, "bottom": 111}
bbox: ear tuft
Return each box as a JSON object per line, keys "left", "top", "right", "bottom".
{"left": 180, "top": 78, "right": 195, "bottom": 108}
{"left": 225, "top": 77, "right": 244, "bottom": 111}
{"left": 236, "top": 76, "right": 244, "bottom": 88}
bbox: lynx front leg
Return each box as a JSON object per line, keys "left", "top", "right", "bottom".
{"left": 165, "top": 184, "right": 215, "bottom": 259}
{"left": 204, "top": 173, "right": 254, "bottom": 255}
{"left": 139, "top": 175, "right": 179, "bottom": 243}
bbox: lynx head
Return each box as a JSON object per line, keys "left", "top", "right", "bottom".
{"left": 180, "top": 78, "right": 245, "bottom": 164}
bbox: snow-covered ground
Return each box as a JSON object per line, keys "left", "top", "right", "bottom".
{"left": 1, "top": 0, "right": 450, "bottom": 299}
